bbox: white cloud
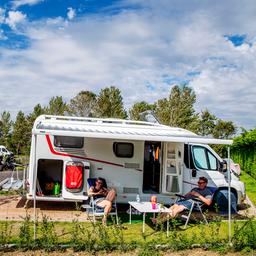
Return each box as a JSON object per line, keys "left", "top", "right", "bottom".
{"left": 0, "top": 0, "right": 256, "bottom": 130}
{"left": 5, "top": 11, "right": 26, "bottom": 29}
{"left": 12, "top": 0, "right": 43, "bottom": 9}
{"left": 67, "top": 7, "right": 76, "bottom": 21}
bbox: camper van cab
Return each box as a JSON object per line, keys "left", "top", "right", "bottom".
{"left": 26, "top": 115, "right": 245, "bottom": 207}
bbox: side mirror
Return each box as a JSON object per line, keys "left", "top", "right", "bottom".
{"left": 220, "top": 160, "right": 228, "bottom": 172}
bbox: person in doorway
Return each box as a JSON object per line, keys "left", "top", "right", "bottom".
{"left": 152, "top": 176, "right": 212, "bottom": 223}
{"left": 88, "top": 177, "right": 116, "bottom": 225}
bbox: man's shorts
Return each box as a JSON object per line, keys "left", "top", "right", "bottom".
{"left": 176, "top": 199, "right": 193, "bottom": 210}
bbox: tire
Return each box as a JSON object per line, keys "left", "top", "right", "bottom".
{"left": 214, "top": 189, "right": 237, "bottom": 214}
{"left": 0, "top": 164, "right": 4, "bottom": 171}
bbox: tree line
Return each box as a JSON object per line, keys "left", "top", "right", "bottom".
{"left": 0, "top": 85, "right": 236, "bottom": 155}
{"left": 231, "top": 128, "right": 256, "bottom": 179}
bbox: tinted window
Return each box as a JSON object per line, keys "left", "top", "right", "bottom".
{"left": 207, "top": 151, "right": 218, "bottom": 170}
{"left": 113, "top": 142, "right": 134, "bottom": 158}
{"left": 192, "top": 146, "right": 218, "bottom": 171}
{"left": 54, "top": 136, "right": 84, "bottom": 148}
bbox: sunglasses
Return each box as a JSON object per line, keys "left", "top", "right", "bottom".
{"left": 198, "top": 181, "right": 206, "bottom": 185}
{"left": 96, "top": 180, "right": 103, "bottom": 185}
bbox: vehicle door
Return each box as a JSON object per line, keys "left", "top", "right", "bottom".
{"left": 189, "top": 144, "right": 226, "bottom": 189}
{"left": 62, "top": 160, "right": 90, "bottom": 200}
{"left": 162, "top": 142, "right": 183, "bottom": 194}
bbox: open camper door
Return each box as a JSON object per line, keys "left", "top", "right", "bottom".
{"left": 162, "top": 142, "right": 183, "bottom": 194}
{"left": 62, "top": 161, "right": 90, "bottom": 200}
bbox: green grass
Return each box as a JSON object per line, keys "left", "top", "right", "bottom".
{"left": 0, "top": 190, "right": 20, "bottom": 196}
{"left": 240, "top": 172, "right": 256, "bottom": 206}
{"left": 1, "top": 215, "right": 256, "bottom": 252}
{"left": 0, "top": 217, "right": 248, "bottom": 244}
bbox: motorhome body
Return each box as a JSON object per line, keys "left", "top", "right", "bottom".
{"left": 27, "top": 115, "right": 245, "bottom": 206}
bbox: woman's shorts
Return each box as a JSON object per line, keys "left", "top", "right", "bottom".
{"left": 94, "top": 197, "right": 105, "bottom": 207}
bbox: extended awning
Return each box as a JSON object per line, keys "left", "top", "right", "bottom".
{"left": 34, "top": 115, "right": 232, "bottom": 145}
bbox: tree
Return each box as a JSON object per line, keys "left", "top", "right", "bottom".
{"left": 0, "top": 111, "right": 13, "bottom": 148}
{"left": 212, "top": 119, "right": 236, "bottom": 139}
{"left": 129, "top": 101, "right": 155, "bottom": 120}
{"left": 95, "top": 86, "right": 127, "bottom": 119}
{"left": 27, "top": 104, "right": 47, "bottom": 124}
{"left": 46, "top": 96, "right": 67, "bottom": 115}
{"left": 12, "top": 111, "right": 31, "bottom": 155}
{"left": 155, "top": 84, "right": 198, "bottom": 131}
{"left": 67, "top": 91, "right": 97, "bottom": 117}
{"left": 24, "top": 104, "right": 48, "bottom": 152}
{"left": 154, "top": 98, "right": 169, "bottom": 124}
{"left": 197, "top": 109, "right": 217, "bottom": 136}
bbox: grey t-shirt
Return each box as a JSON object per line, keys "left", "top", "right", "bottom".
{"left": 186, "top": 187, "right": 212, "bottom": 200}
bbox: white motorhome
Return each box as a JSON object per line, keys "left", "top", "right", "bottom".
{"left": 26, "top": 115, "right": 245, "bottom": 206}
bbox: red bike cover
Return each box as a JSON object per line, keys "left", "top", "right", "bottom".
{"left": 66, "top": 165, "right": 83, "bottom": 192}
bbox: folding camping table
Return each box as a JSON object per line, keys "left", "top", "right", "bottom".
{"left": 128, "top": 201, "right": 171, "bottom": 236}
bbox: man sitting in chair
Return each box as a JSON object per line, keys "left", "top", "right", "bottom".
{"left": 88, "top": 177, "right": 116, "bottom": 224}
{"left": 152, "top": 176, "right": 212, "bottom": 223}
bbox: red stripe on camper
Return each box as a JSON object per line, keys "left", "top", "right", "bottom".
{"left": 45, "top": 134, "right": 124, "bottom": 167}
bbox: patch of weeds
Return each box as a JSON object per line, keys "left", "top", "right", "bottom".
{"left": 95, "top": 222, "right": 112, "bottom": 251}
{"left": 70, "top": 218, "right": 97, "bottom": 252}
{"left": 38, "top": 215, "right": 58, "bottom": 251}
{"left": 232, "top": 217, "right": 256, "bottom": 251}
{"left": 18, "top": 212, "right": 33, "bottom": 250}
{"left": 206, "top": 215, "right": 223, "bottom": 245}
{"left": 110, "top": 217, "right": 131, "bottom": 252}
{"left": 137, "top": 244, "right": 163, "bottom": 256}
{"left": 0, "top": 218, "right": 13, "bottom": 246}
{"left": 0, "top": 190, "right": 18, "bottom": 196}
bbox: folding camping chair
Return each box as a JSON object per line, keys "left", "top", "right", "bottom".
{"left": 174, "top": 194, "right": 208, "bottom": 228}
{"left": 82, "top": 178, "right": 118, "bottom": 224}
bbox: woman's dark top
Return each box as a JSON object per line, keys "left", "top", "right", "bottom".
{"left": 91, "top": 186, "right": 108, "bottom": 199}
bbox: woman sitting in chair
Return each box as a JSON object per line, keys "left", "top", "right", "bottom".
{"left": 88, "top": 177, "right": 116, "bottom": 224}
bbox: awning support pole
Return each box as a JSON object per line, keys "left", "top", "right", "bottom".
{"left": 228, "top": 146, "right": 231, "bottom": 245}
{"left": 33, "top": 191, "right": 36, "bottom": 241}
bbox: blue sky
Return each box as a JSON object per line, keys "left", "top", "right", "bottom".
{"left": 0, "top": 0, "right": 256, "bottom": 130}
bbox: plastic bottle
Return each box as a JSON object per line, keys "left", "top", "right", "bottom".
{"left": 136, "top": 194, "right": 140, "bottom": 203}
{"left": 53, "top": 182, "right": 60, "bottom": 195}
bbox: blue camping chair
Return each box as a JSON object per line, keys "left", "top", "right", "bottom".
{"left": 83, "top": 178, "right": 118, "bottom": 224}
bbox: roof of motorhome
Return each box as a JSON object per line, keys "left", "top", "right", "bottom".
{"left": 33, "top": 115, "right": 232, "bottom": 145}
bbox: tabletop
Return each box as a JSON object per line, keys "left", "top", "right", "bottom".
{"left": 128, "top": 201, "right": 170, "bottom": 213}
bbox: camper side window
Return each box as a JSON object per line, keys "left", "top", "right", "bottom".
{"left": 113, "top": 142, "right": 134, "bottom": 158}
{"left": 192, "top": 146, "right": 218, "bottom": 171}
{"left": 54, "top": 136, "right": 84, "bottom": 148}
